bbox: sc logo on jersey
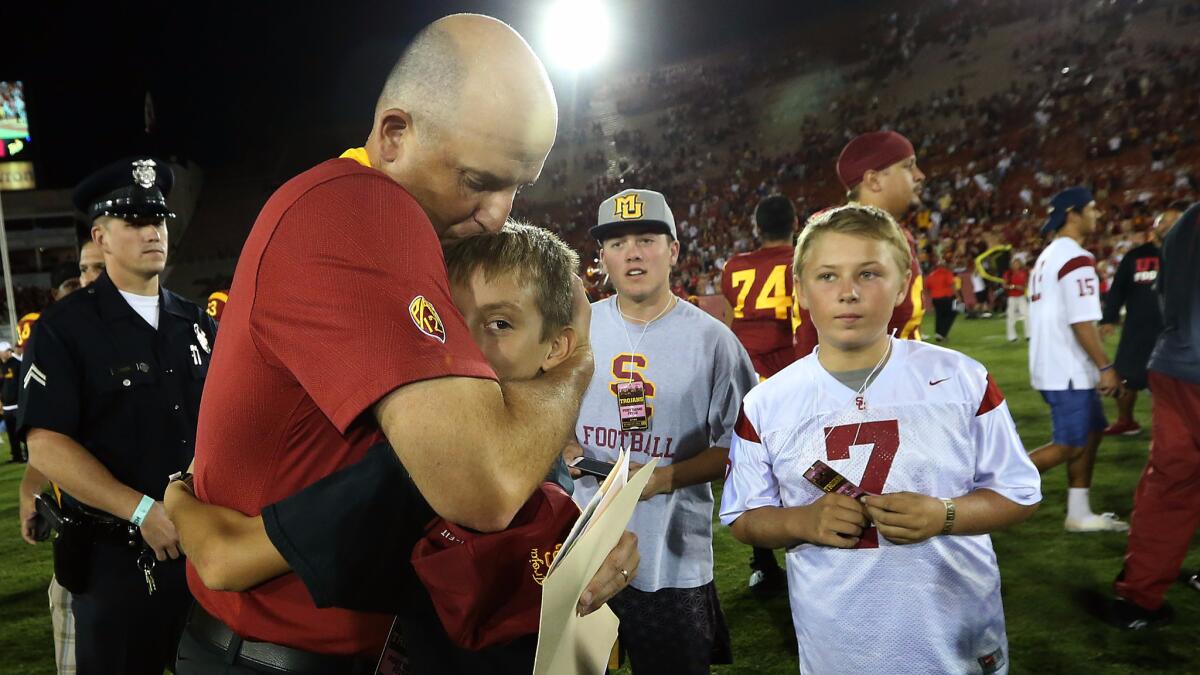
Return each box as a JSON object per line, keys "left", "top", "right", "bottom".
{"left": 409, "top": 295, "right": 446, "bottom": 343}
{"left": 614, "top": 194, "right": 644, "bottom": 220}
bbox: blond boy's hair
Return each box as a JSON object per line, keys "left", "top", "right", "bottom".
{"left": 793, "top": 204, "right": 912, "bottom": 279}
{"left": 443, "top": 220, "right": 580, "bottom": 340}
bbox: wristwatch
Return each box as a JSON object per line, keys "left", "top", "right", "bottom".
{"left": 168, "top": 470, "right": 194, "bottom": 493}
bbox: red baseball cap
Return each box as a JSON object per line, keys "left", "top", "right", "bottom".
{"left": 410, "top": 482, "right": 581, "bottom": 651}
{"left": 836, "top": 131, "right": 916, "bottom": 189}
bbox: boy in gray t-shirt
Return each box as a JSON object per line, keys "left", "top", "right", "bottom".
{"left": 572, "top": 189, "right": 756, "bottom": 674}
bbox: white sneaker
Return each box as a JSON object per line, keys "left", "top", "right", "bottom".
{"left": 1065, "top": 512, "right": 1130, "bottom": 533}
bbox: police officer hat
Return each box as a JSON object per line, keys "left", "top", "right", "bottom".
{"left": 72, "top": 157, "right": 175, "bottom": 223}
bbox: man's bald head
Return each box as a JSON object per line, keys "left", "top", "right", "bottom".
{"left": 375, "top": 14, "right": 557, "bottom": 140}
{"left": 368, "top": 14, "right": 560, "bottom": 241}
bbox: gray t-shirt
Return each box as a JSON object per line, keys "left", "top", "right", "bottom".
{"left": 573, "top": 297, "right": 757, "bottom": 591}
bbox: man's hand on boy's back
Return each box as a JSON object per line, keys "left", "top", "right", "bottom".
{"left": 863, "top": 492, "right": 944, "bottom": 545}
{"left": 796, "top": 493, "right": 868, "bottom": 548}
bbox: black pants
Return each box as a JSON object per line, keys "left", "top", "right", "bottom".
{"left": 933, "top": 297, "right": 957, "bottom": 338}
{"left": 751, "top": 547, "right": 779, "bottom": 570}
{"left": 72, "top": 541, "right": 190, "bottom": 675}
{"left": 5, "top": 409, "right": 23, "bottom": 461}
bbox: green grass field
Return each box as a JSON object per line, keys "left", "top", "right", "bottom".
{"left": 1, "top": 315, "right": 1196, "bottom": 674}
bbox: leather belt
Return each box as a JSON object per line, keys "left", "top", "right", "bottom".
{"left": 186, "top": 604, "right": 372, "bottom": 675}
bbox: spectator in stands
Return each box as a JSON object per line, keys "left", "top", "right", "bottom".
{"left": 1111, "top": 203, "right": 1200, "bottom": 628}
{"left": 1100, "top": 201, "right": 1189, "bottom": 436}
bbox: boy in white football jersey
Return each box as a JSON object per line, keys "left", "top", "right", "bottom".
{"left": 720, "top": 204, "right": 1042, "bottom": 675}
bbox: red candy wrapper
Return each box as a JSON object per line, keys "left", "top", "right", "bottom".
{"left": 803, "top": 460, "right": 869, "bottom": 499}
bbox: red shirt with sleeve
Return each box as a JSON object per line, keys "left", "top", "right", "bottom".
{"left": 1003, "top": 269, "right": 1029, "bottom": 297}
{"left": 720, "top": 245, "right": 797, "bottom": 377}
{"left": 189, "top": 156, "right": 496, "bottom": 655}
{"left": 926, "top": 266, "right": 958, "bottom": 299}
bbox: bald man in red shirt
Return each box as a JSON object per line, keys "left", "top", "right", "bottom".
{"left": 181, "top": 16, "right": 635, "bottom": 674}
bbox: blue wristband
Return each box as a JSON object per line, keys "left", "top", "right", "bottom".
{"left": 130, "top": 495, "right": 155, "bottom": 527}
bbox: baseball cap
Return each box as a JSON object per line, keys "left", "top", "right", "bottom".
{"left": 1042, "top": 187, "right": 1095, "bottom": 235}
{"left": 836, "top": 131, "right": 916, "bottom": 189}
{"left": 410, "top": 481, "right": 581, "bottom": 651}
{"left": 0, "top": 341, "right": 11, "bottom": 352}
{"left": 590, "top": 188, "right": 677, "bottom": 243}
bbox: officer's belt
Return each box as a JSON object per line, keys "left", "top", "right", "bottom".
{"left": 66, "top": 501, "right": 146, "bottom": 548}
{"left": 186, "top": 604, "right": 376, "bottom": 675}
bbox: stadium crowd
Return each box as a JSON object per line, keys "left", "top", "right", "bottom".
{"left": 518, "top": 0, "right": 1200, "bottom": 309}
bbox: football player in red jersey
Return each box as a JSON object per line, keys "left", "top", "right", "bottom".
{"left": 720, "top": 195, "right": 796, "bottom": 595}
{"left": 795, "top": 131, "right": 928, "bottom": 357}
{"left": 722, "top": 195, "right": 799, "bottom": 378}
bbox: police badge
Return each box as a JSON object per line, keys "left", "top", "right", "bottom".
{"left": 193, "top": 323, "right": 211, "bottom": 354}
{"left": 131, "top": 159, "right": 157, "bottom": 189}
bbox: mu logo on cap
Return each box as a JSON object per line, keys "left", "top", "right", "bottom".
{"left": 409, "top": 295, "right": 446, "bottom": 343}
{"left": 614, "top": 193, "right": 644, "bottom": 220}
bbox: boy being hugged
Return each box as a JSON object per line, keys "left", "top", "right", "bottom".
{"left": 720, "top": 204, "right": 1041, "bottom": 675}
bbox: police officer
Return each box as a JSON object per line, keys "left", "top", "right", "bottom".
{"left": 20, "top": 157, "right": 216, "bottom": 675}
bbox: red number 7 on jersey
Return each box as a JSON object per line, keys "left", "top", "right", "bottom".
{"left": 824, "top": 420, "right": 900, "bottom": 549}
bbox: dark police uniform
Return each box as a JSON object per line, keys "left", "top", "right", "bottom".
{"left": 18, "top": 157, "right": 217, "bottom": 675}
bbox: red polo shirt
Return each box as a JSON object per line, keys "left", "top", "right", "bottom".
{"left": 189, "top": 156, "right": 495, "bottom": 655}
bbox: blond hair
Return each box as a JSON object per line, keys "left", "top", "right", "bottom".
{"left": 793, "top": 204, "right": 911, "bottom": 278}
{"left": 443, "top": 220, "right": 580, "bottom": 341}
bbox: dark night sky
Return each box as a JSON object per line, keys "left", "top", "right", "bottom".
{"left": 5, "top": 1, "right": 851, "bottom": 189}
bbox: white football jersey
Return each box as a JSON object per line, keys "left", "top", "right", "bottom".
{"left": 720, "top": 339, "right": 1041, "bottom": 675}
{"left": 1028, "top": 237, "right": 1103, "bottom": 390}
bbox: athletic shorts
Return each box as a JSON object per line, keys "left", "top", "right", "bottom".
{"left": 609, "top": 581, "right": 732, "bottom": 674}
{"left": 1039, "top": 388, "right": 1107, "bottom": 447}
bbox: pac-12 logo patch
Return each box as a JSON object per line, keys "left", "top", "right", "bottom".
{"left": 409, "top": 295, "right": 446, "bottom": 343}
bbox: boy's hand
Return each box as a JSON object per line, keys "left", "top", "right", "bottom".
{"left": 563, "top": 440, "right": 584, "bottom": 478}
{"left": 19, "top": 491, "right": 39, "bottom": 545}
{"left": 629, "top": 462, "right": 671, "bottom": 500}
{"left": 863, "top": 492, "right": 945, "bottom": 545}
{"left": 797, "top": 493, "right": 867, "bottom": 548}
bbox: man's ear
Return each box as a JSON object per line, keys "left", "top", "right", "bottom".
{"left": 669, "top": 238, "right": 680, "bottom": 266}
{"left": 91, "top": 221, "right": 107, "bottom": 251}
{"left": 375, "top": 108, "right": 414, "bottom": 165}
{"left": 863, "top": 168, "right": 883, "bottom": 195}
{"left": 541, "top": 325, "right": 577, "bottom": 372}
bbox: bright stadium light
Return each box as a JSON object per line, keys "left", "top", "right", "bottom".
{"left": 542, "top": 0, "right": 611, "bottom": 71}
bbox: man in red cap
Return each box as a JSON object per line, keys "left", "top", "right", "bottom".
{"left": 794, "top": 131, "right": 928, "bottom": 356}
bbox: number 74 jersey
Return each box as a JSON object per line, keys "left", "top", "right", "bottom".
{"left": 720, "top": 339, "right": 1041, "bottom": 675}
{"left": 1027, "top": 237, "right": 1104, "bottom": 390}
